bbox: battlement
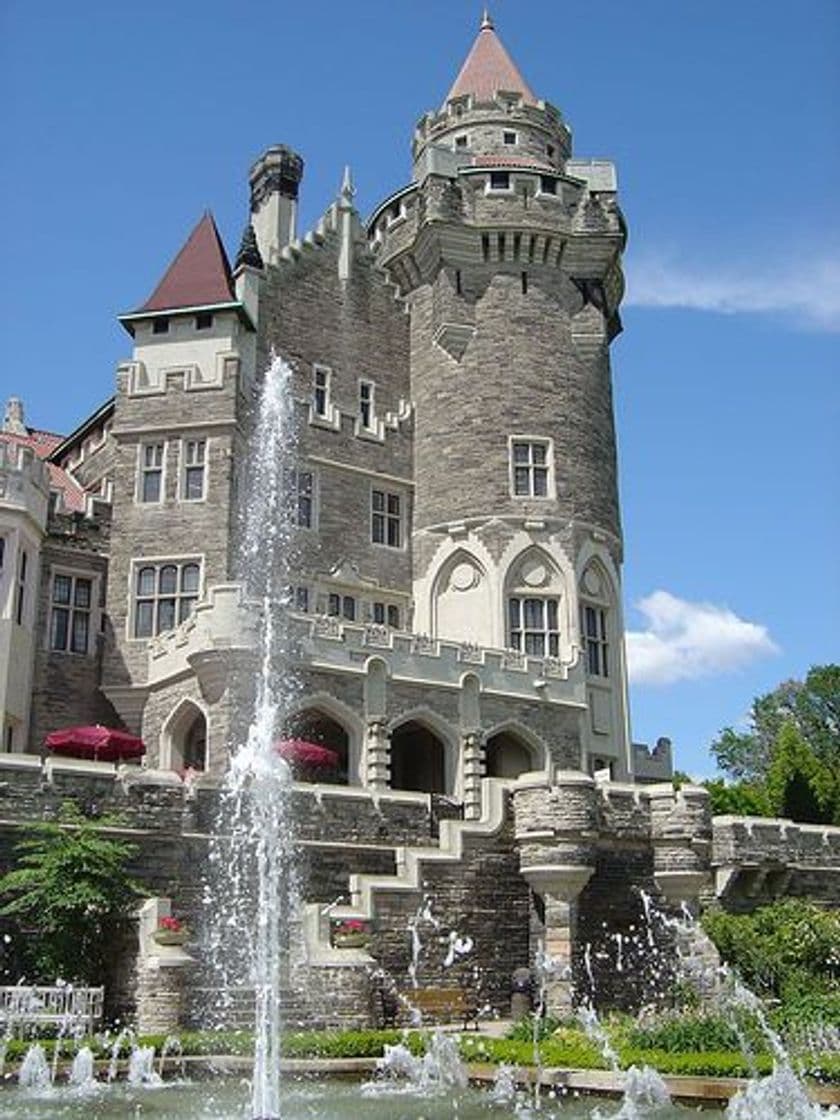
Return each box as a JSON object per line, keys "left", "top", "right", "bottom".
{"left": 631, "top": 737, "right": 673, "bottom": 782}
{"left": 0, "top": 440, "right": 50, "bottom": 528}
{"left": 369, "top": 166, "right": 624, "bottom": 302}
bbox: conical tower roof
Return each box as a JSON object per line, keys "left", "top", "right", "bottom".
{"left": 446, "top": 11, "right": 536, "bottom": 105}
{"left": 136, "top": 212, "right": 235, "bottom": 314}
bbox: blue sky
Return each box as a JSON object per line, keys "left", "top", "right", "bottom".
{"left": 1, "top": 0, "right": 837, "bottom": 776}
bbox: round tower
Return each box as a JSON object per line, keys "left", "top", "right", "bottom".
{"left": 370, "top": 14, "right": 632, "bottom": 778}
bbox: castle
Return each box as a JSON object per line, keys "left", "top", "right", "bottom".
{"left": 0, "top": 12, "right": 670, "bottom": 788}
{"left": 5, "top": 15, "right": 833, "bottom": 1030}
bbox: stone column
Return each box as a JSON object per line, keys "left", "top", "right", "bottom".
{"left": 135, "top": 898, "right": 194, "bottom": 1036}
{"left": 524, "top": 866, "right": 593, "bottom": 1013}
{"left": 364, "top": 719, "right": 391, "bottom": 790}
{"left": 461, "top": 730, "right": 485, "bottom": 820}
{"left": 513, "top": 772, "right": 598, "bottom": 1016}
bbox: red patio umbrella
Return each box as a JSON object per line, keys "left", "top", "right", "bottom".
{"left": 44, "top": 725, "right": 146, "bottom": 763}
{"left": 275, "top": 738, "right": 339, "bottom": 770}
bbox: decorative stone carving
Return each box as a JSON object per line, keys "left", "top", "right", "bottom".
{"left": 365, "top": 719, "right": 391, "bottom": 790}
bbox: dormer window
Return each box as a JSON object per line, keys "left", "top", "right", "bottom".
{"left": 152, "top": 317, "right": 170, "bottom": 335}
{"left": 195, "top": 312, "right": 213, "bottom": 330}
{"left": 503, "top": 130, "right": 517, "bottom": 146}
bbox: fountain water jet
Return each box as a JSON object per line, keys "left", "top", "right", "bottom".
{"left": 211, "top": 353, "right": 300, "bottom": 1120}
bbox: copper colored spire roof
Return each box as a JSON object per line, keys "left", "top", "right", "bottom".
{"left": 136, "top": 212, "right": 235, "bottom": 314}
{"left": 446, "top": 14, "right": 536, "bottom": 105}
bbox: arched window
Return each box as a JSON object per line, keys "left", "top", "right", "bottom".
{"left": 580, "top": 562, "right": 611, "bottom": 678}
{"left": 390, "top": 720, "right": 447, "bottom": 794}
{"left": 505, "top": 549, "right": 564, "bottom": 656}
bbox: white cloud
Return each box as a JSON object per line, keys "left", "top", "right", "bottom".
{"left": 626, "top": 590, "right": 778, "bottom": 686}
{"left": 625, "top": 253, "right": 840, "bottom": 331}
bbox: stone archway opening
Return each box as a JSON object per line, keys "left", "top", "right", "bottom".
{"left": 485, "top": 729, "right": 536, "bottom": 779}
{"left": 390, "top": 720, "right": 447, "bottom": 794}
{"left": 165, "top": 702, "right": 207, "bottom": 772}
{"left": 285, "top": 709, "right": 349, "bottom": 784}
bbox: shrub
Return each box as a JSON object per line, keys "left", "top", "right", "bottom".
{"left": 0, "top": 803, "right": 146, "bottom": 984}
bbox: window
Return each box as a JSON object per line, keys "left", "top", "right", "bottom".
{"left": 182, "top": 439, "right": 206, "bottom": 501}
{"left": 285, "top": 469, "right": 314, "bottom": 528}
{"left": 313, "top": 366, "right": 330, "bottom": 417}
{"left": 195, "top": 312, "right": 213, "bottom": 330}
{"left": 152, "top": 317, "right": 169, "bottom": 335}
{"left": 133, "top": 560, "right": 201, "bottom": 637}
{"left": 540, "top": 176, "right": 558, "bottom": 195}
{"left": 508, "top": 597, "right": 560, "bottom": 657}
{"left": 511, "top": 439, "right": 551, "bottom": 497}
{"left": 455, "top": 134, "right": 469, "bottom": 149}
{"left": 0, "top": 537, "right": 5, "bottom": 571}
{"left": 139, "top": 443, "right": 164, "bottom": 503}
{"left": 50, "top": 573, "right": 92, "bottom": 654}
{"left": 293, "top": 586, "right": 309, "bottom": 612}
{"left": 489, "top": 171, "right": 510, "bottom": 191}
{"left": 503, "top": 130, "right": 517, "bottom": 145}
{"left": 546, "top": 143, "right": 555, "bottom": 159}
{"left": 373, "top": 602, "right": 400, "bottom": 628}
{"left": 4, "top": 724, "right": 13, "bottom": 753}
{"left": 15, "top": 550, "right": 27, "bottom": 625}
{"left": 582, "top": 604, "right": 609, "bottom": 677}
{"left": 327, "top": 593, "right": 355, "bottom": 621}
{"left": 359, "top": 381, "right": 374, "bottom": 429}
{"left": 371, "top": 489, "right": 402, "bottom": 548}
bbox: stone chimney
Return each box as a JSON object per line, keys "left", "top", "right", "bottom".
{"left": 248, "top": 145, "right": 304, "bottom": 266}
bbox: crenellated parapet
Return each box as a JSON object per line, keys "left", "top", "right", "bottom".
{"left": 712, "top": 814, "right": 840, "bottom": 905}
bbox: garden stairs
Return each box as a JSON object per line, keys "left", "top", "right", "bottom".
{"left": 303, "top": 777, "right": 508, "bottom": 965}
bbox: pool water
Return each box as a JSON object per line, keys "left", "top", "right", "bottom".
{"left": 0, "top": 1074, "right": 708, "bottom": 1118}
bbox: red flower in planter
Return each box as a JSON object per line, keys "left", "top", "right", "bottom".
{"left": 158, "top": 916, "right": 183, "bottom": 932}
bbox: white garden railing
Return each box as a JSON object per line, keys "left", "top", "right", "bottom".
{"left": 0, "top": 985, "right": 104, "bottom": 1036}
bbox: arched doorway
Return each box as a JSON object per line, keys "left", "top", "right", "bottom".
{"left": 285, "top": 709, "right": 349, "bottom": 784}
{"left": 485, "top": 729, "right": 537, "bottom": 779}
{"left": 163, "top": 701, "right": 207, "bottom": 772}
{"left": 390, "top": 720, "right": 447, "bottom": 794}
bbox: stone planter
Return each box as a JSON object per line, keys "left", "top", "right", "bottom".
{"left": 331, "top": 930, "right": 368, "bottom": 949}
{"left": 152, "top": 928, "right": 189, "bottom": 947}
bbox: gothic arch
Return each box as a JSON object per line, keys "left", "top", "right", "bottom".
{"left": 389, "top": 707, "right": 459, "bottom": 798}
{"left": 502, "top": 546, "right": 568, "bottom": 658}
{"left": 431, "top": 547, "right": 493, "bottom": 646}
{"left": 286, "top": 692, "right": 364, "bottom": 785}
{"left": 160, "top": 697, "right": 208, "bottom": 772}
{"left": 484, "top": 719, "right": 548, "bottom": 779}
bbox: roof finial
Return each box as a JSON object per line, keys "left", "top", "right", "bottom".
{"left": 340, "top": 164, "right": 355, "bottom": 206}
{"left": 481, "top": 6, "right": 493, "bottom": 30}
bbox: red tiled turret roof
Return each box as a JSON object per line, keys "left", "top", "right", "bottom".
{"left": 136, "top": 212, "right": 235, "bottom": 314}
{"left": 446, "top": 12, "right": 537, "bottom": 106}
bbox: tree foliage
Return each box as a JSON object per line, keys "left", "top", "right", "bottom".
{"left": 707, "top": 665, "right": 840, "bottom": 824}
{"left": 0, "top": 803, "right": 146, "bottom": 983}
{"left": 702, "top": 899, "right": 840, "bottom": 1003}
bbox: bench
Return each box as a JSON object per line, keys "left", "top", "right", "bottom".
{"left": 0, "top": 985, "right": 104, "bottom": 1037}
{"left": 393, "top": 986, "right": 480, "bottom": 1030}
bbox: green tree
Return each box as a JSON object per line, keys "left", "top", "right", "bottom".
{"left": 0, "top": 803, "right": 146, "bottom": 983}
{"left": 711, "top": 665, "right": 839, "bottom": 782}
{"left": 707, "top": 665, "right": 840, "bottom": 824}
